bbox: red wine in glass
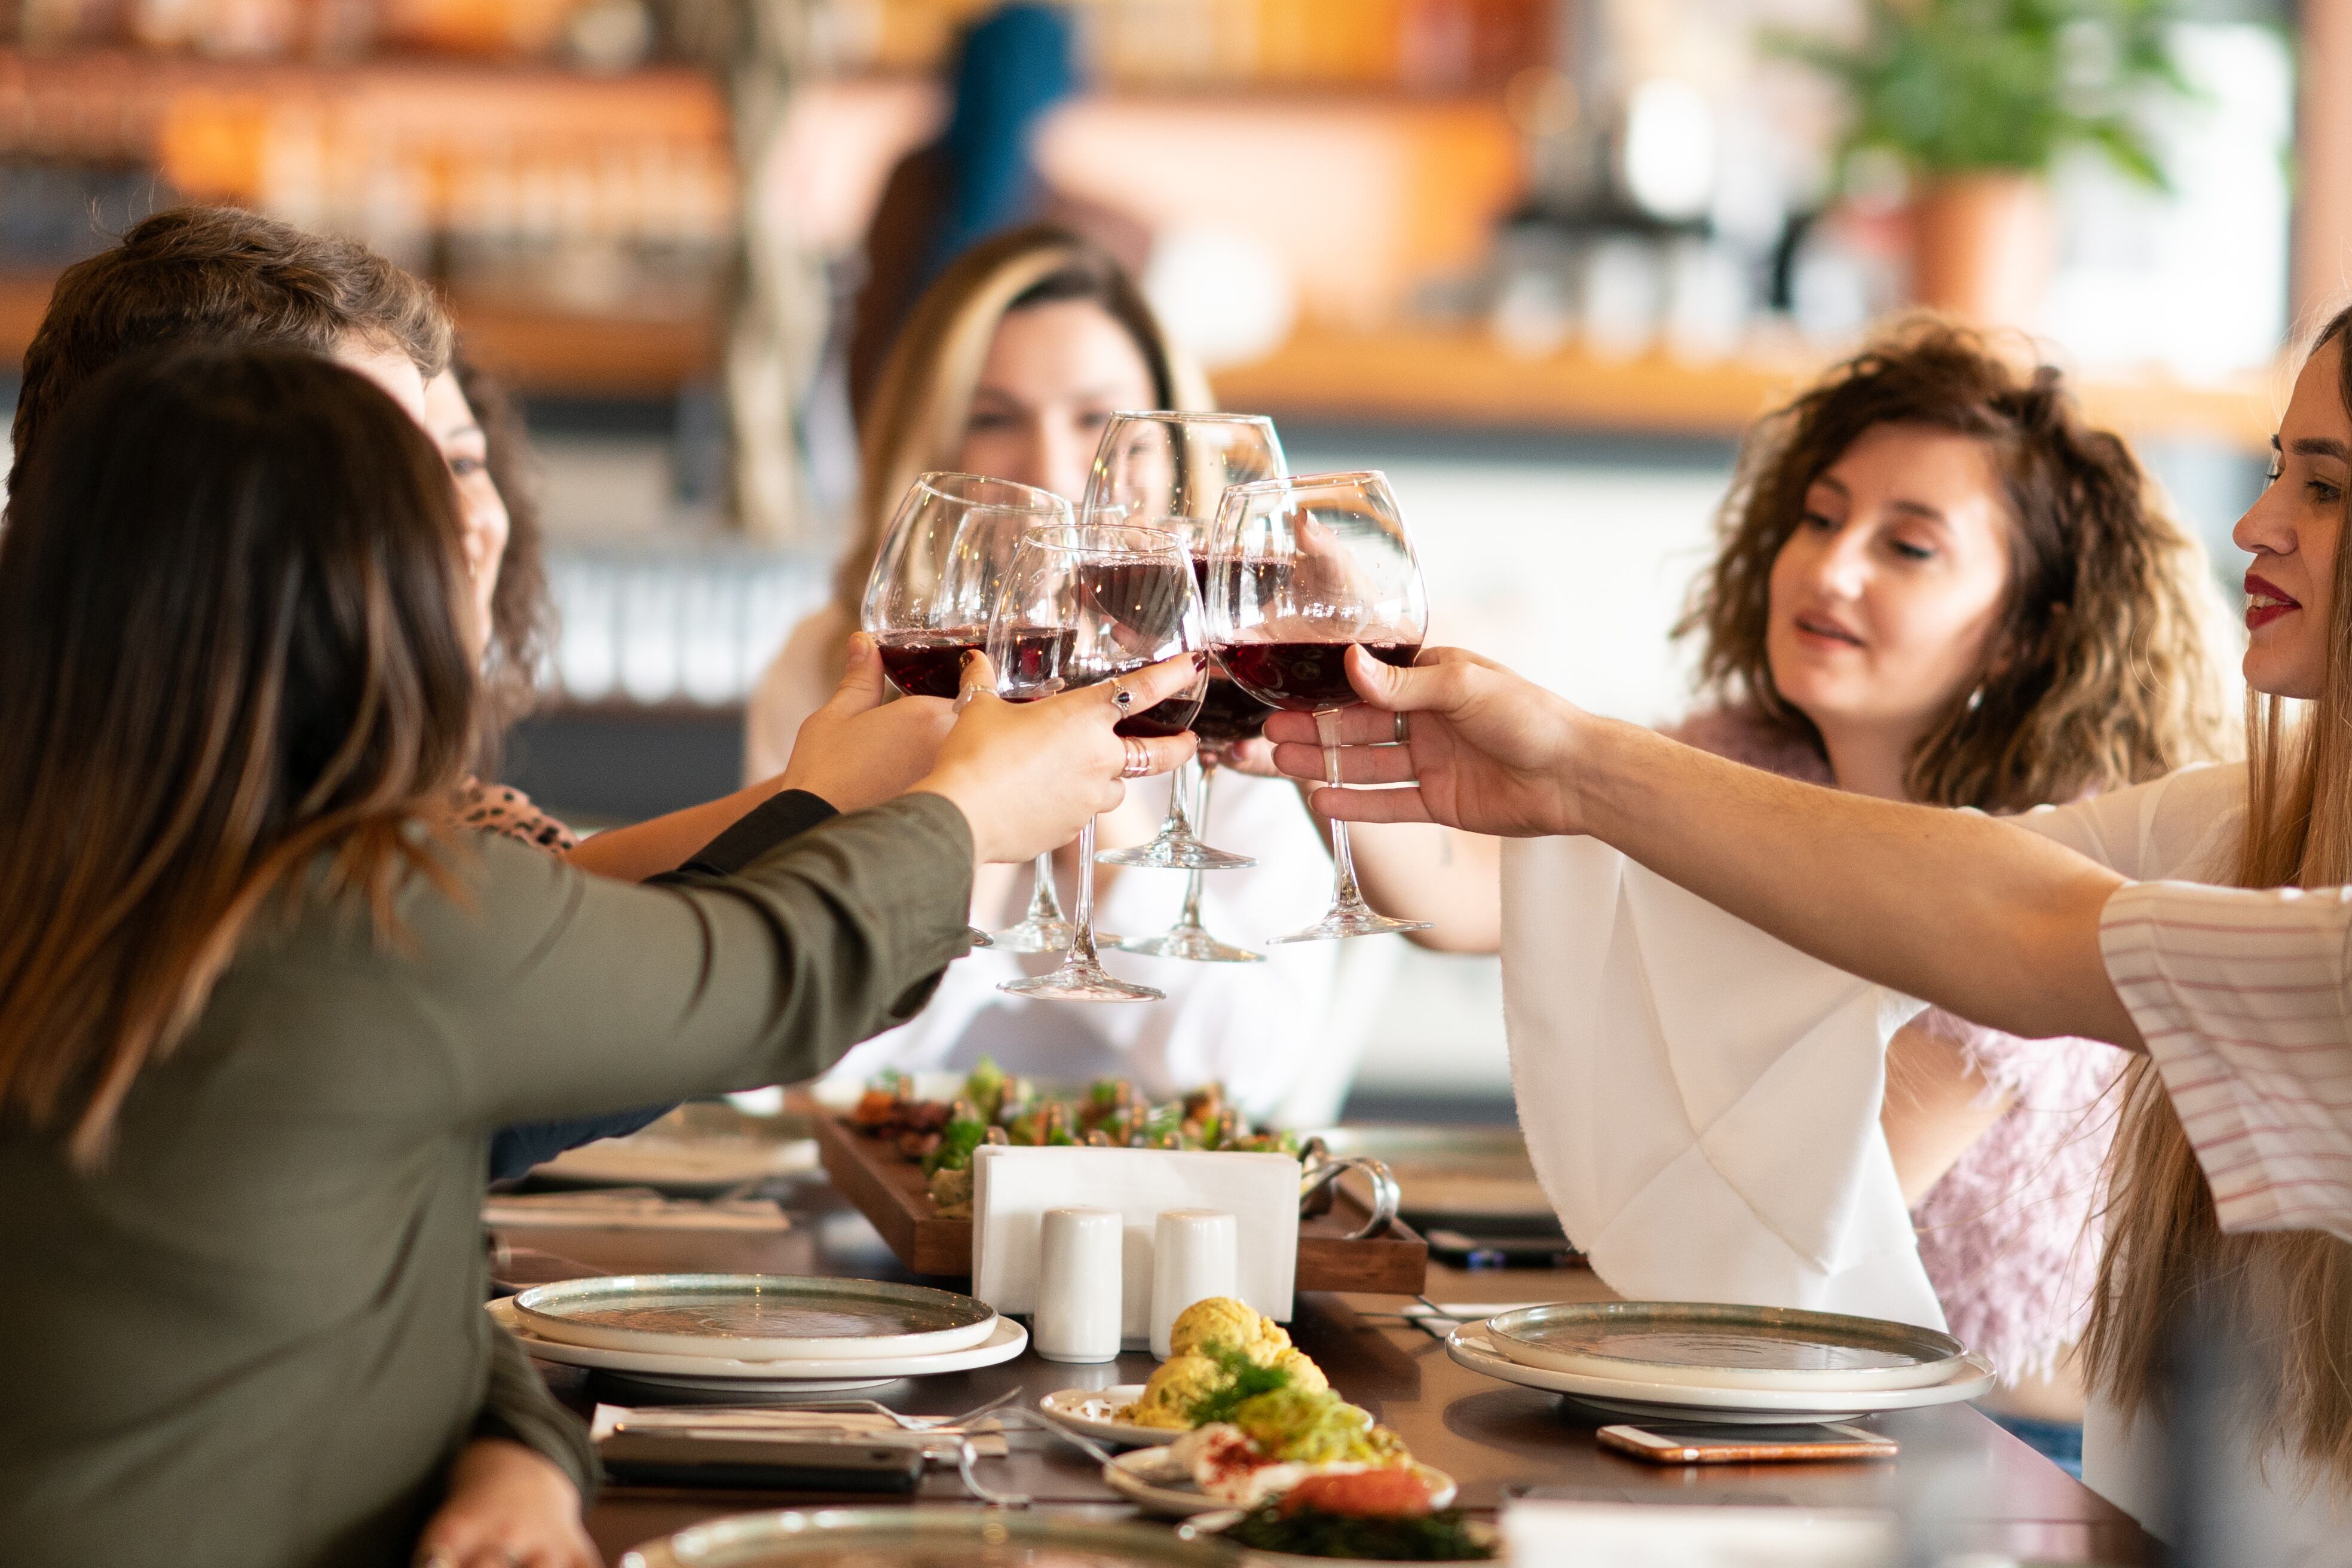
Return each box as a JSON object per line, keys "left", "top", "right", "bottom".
{"left": 875, "top": 627, "right": 986, "bottom": 699}
{"left": 1190, "top": 674, "right": 1270, "bottom": 746}
{"left": 1114, "top": 692, "right": 1205, "bottom": 738}
{"left": 1221, "top": 641, "right": 1420, "bottom": 712}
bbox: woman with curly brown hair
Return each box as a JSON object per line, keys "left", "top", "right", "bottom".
{"left": 1318, "top": 320, "right": 2238, "bottom": 1463}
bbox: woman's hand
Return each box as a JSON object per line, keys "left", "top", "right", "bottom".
{"left": 779, "top": 633, "right": 957, "bottom": 813}
{"left": 412, "top": 1438, "right": 597, "bottom": 1568}
{"left": 1263, "top": 645, "right": 1587, "bottom": 838}
{"left": 914, "top": 652, "right": 1199, "bottom": 864}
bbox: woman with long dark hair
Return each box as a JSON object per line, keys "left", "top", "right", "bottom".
{"left": 0, "top": 347, "right": 1193, "bottom": 1566}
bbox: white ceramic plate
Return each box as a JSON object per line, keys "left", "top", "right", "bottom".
{"left": 1446, "top": 1325, "right": 1993, "bottom": 1420}
{"left": 488, "top": 1297, "right": 1026, "bottom": 1383}
{"left": 511, "top": 1273, "right": 998, "bottom": 1362}
{"left": 1483, "top": 1301, "right": 1968, "bottom": 1394}
{"left": 1036, "top": 1386, "right": 1184, "bottom": 1448}
{"left": 1104, "top": 1447, "right": 1457, "bottom": 1520}
{"left": 621, "top": 1508, "right": 1241, "bottom": 1567}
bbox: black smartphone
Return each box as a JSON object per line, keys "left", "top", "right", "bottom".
{"left": 1597, "top": 1421, "right": 1898, "bottom": 1464}
{"left": 1424, "top": 1226, "right": 1585, "bottom": 1269}
{"left": 598, "top": 1432, "right": 927, "bottom": 1492}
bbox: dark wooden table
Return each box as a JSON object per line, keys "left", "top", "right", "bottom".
{"left": 495, "top": 1175, "right": 2152, "bottom": 1566}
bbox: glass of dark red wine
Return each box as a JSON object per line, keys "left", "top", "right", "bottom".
{"left": 1080, "top": 412, "right": 1284, "bottom": 878}
{"left": 861, "top": 471, "right": 1071, "bottom": 950}
{"left": 987, "top": 522, "right": 1208, "bottom": 1003}
{"left": 1205, "top": 470, "right": 1432, "bottom": 944}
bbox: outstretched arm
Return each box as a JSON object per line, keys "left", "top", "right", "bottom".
{"left": 1264, "top": 646, "right": 2140, "bottom": 1049}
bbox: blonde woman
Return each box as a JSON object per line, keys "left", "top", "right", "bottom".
{"left": 1277, "top": 305, "right": 2352, "bottom": 1552}
{"left": 747, "top": 225, "right": 1370, "bottom": 1120}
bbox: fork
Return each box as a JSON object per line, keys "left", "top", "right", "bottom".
{"left": 751, "top": 1388, "right": 1022, "bottom": 1432}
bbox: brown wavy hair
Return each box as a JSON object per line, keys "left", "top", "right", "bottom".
{"left": 11, "top": 205, "right": 450, "bottom": 493}
{"left": 2087, "top": 305, "right": 2352, "bottom": 1489}
{"left": 453, "top": 350, "right": 555, "bottom": 722}
{"left": 0, "top": 349, "right": 477, "bottom": 1167}
{"left": 1679, "top": 317, "right": 2237, "bottom": 811}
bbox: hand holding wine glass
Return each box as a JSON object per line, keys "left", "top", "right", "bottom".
{"left": 1260, "top": 644, "right": 1590, "bottom": 840}
{"left": 914, "top": 647, "right": 1200, "bottom": 866}
{"left": 1205, "top": 470, "right": 1431, "bottom": 943}
{"left": 776, "top": 632, "right": 958, "bottom": 811}
{"left": 987, "top": 522, "right": 1211, "bottom": 1001}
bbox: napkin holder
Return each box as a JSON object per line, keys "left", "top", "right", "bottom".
{"left": 970, "top": 1146, "right": 1300, "bottom": 1342}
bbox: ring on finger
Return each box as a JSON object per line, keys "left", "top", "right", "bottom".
{"left": 1109, "top": 677, "right": 1135, "bottom": 712}
{"left": 413, "top": 1551, "right": 457, "bottom": 1568}
{"left": 1392, "top": 712, "right": 1410, "bottom": 743}
{"left": 1120, "top": 739, "right": 1152, "bottom": 778}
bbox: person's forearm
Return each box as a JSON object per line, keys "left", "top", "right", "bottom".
{"left": 1571, "top": 716, "right": 2143, "bottom": 1049}
{"left": 564, "top": 777, "right": 791, "bottom": 882}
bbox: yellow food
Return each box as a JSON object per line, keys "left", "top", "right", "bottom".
{"left": 1168, "top": 1296, "right": 1294, "bottom": 1367}
{"left": 1273, "top": 1346, "right": 1328, "bottom": 1394}
{"left": 1120, "top": 1353, "right": 1224, "bottom": 1429}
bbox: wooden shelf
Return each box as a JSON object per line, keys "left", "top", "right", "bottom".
{"left": 1210, "top": 327, "right": 2280, "bottom": 454}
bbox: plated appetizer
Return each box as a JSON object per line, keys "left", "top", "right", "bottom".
{"left": 845, "top": 1061, "right": 1300, "bottom": 1219}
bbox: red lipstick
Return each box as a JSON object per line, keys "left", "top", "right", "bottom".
{"left": 2246, "top": 571, "right": 2299, "bottom": 633}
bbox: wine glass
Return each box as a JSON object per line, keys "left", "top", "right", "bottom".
{"left": 988, "top": 522, "right": 1209, "bottom": 1002}
{"left": 1203, "top": 470, "right": 1432, "bottom": 944}
{"left": 862, "top": 471, "right": 1070, "bottom": 949}
{"left": 1081, "top": 412, "right": 1284, "bottom": 878}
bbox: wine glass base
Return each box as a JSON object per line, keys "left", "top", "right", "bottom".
{"left": 1113, "top": 925, "right": 1266, "bottom": 963}
{"left": 985, "top": 917, "right": 1076, "bottom": 954}
{"left": 999, "top": 963, "right": 1165, "bottom": 1003}
{"left": 1268, "top": 908, "right": 1432, "bottom": 944}
{"left": 1095, "top": 839, "right": 1257, "bottom": 871}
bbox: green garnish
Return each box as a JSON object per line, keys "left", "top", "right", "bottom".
{"left": 1185, "top": 1341, "right": 1294, "bottom": 1427}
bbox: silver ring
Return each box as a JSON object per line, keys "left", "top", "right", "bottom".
{"left": 1392, "top": 711, "right": 1410, "bottom": 743}
{"left": 1120, "top": 739, "right": 1152, "bottom": 777}
{"left": 1111, "top": 679, "right": 1135, "bottom": 712}
{"left": 414, "top": 1552, "right": 457, "bottom": 1568}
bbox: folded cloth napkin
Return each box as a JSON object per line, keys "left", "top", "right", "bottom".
{"left": 1500, "top": 835, "right": 1944, "bottom": 1330}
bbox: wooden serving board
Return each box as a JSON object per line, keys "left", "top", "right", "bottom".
{"left": 814, "top": 1113, "right": 1428, "bottom": 1296}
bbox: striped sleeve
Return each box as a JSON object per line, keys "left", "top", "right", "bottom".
{"left": 2099, "top": 880, "right": 2352, "bottom": 1242}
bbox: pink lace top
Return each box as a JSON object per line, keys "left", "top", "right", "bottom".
{"left": 1665, "top": 706, "right": 2124, "bottom": 1383}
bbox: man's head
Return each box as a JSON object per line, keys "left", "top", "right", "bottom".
{"left": 11, "top": 206, "right": 451, "bottom": 490}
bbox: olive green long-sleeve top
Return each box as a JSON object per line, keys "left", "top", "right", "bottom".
{"left": 0, "top": 792, "right": 974, "bottom": 1568}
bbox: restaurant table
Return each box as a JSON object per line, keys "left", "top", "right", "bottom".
{"left": 492, "top": 1173, "right": 2155, "bottom": 1565}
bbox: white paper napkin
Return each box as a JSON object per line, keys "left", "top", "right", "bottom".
{"left": 1500, "top": 835, "right": 1945, "bottom": 1330}
{"left": 970, "top": 1146, "right": 1299, "bottom": 1340}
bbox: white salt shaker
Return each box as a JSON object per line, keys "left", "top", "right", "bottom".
{"left": 1149, "top": 1208, "right": 1239, "bottom": 1359}
{"left": 1034, "top": 1206, "right": 1123, "bottom": 1363}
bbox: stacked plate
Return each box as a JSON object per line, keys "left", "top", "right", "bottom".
{"left": 490, "top": 1273, "right": 1025, "bottom": 1394}
{"left": 1447, "top": 1301, "right": 1995, "bottom": 1424}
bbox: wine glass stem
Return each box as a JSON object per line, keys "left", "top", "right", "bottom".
{"left": 1165, "top": 757, "right": 1200, "bottom": 841}
{"left": 1176, "top": 760, "right": 1218, "bottom": 928}
{"left": 1024, "top": 852, "right": 1064, "bottom": 924}
{"left": 1069, "top": 816, "right": 1105, "bottom": 967}
{"left": 1317, "top": 708, "right": 1369, "bottom": 915}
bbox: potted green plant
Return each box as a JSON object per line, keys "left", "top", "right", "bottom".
{"left": 1773, "top": 0, "right": 2189, "bottom": 326}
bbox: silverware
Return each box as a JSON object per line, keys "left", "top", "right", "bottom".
{"left": 1002, "top": 1404, "right": 1119, "bottom": 1465}
{"left": 757, "top": 1388, "right": 1022, "bottom": 1432}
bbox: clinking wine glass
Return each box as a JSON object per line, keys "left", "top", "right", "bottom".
{"left": 1205, "top": 470, "right": 1432, "bottom": 944}
{"left": 862, "top": 471, "right": 1070, "bottom": 950}
{"left": 988, "top": 522, "right": 1209, "bottom": 1003}
{"left": 1080, "top": 411, "right": 1284, "bottom": 879}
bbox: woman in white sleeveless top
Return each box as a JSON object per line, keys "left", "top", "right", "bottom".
{"left": 1267, "top": 307, "right": 2352, "bottom": 1562}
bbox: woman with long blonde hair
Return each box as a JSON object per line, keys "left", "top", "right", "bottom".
{"left": 1278, "top": 305, "right": 2352, "bottom": 1553}
{"left": 746, "top": 223, "right": 1372, "bottom": 1122}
